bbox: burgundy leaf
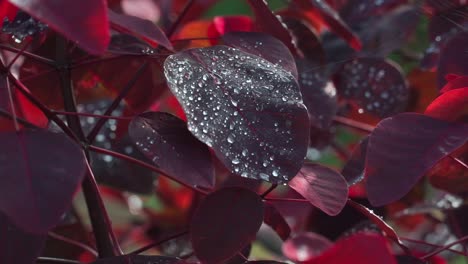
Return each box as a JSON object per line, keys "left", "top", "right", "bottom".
{"left": 222, "top": 32, "right": 298, "bottom": 80}
{"left": 440, "top": 75, "right": 468, "bottom": 93}
{"left": 222, "top": 174, "right": 262, "bottom": 192}
{"left": 9, "top": 0, "right": 110, "bottom": 54}
{"left": 282, "top": 232, "right": 333, "bottom": 262}
{"left": 164, "top": 46, "right": 310, "bottom": 183}
{"left": 341, "top": 137, "right": 368, "bottom": 185}
{"left": 190, "top": 187, "right": 264, "bottom": 263}
{"left": 289, "top": 163, "right": 348, "bottom": 216}
{"left": 307, "top": 233, "right": 397, "bottom": 264}
{"left": 297, "top": 59, "right": 338, "bottom": 129}
{"left": 339, "top": 0, "right": 407, "bottom": 24}
{"left": 247, "top": 0, "right": 298, "bottom": 55}
{"left": 333, "top": 58, "right": 409, "bottom": 117}
{"left": 424, "top": 87, "right": 468, "bottom": 122}
{"left": 0, "top": 212, "right": 46, "bottom": 264}
{"left": 437, "top": 31, "right": 468, "bottom": 89}
{"left": 0, "top": 130, "right": 87, "bottom": 233}
{"left": 129, "top": 112, "right": 215, "bottom": 188}
{"left": 292, "top": 0, "right": 362, "bottom": 50}
{"left": 108, "top": 9, "right": 173, "bottom": 50}
{"left": 365, "top": 113, "right": 468, "bottom": 206}
{"left": 264, "top": 202, "right": 291, "bottom": 241}
{"left": 91, "top": 255, "right": 186, "bottom": 264}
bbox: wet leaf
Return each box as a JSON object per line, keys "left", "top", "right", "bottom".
{"left": 264, "top": 202, "right": 291, "bottom": 240}
{"left": 9, "top": 0, "right": 110, "bottom": 54}
{"left": 365, "top": 113, "right": 468, "bottom": 206}
{"left": 164, "top": 46, "right": 309, "bottom": 183}
{"left": 333, "top": 58, "right": 409, "bottom": 118}
{"left": 0, "top": 130, "right": 87, "bottom": 233}
{"left": 129, "top": 112, "right": 215, "bottom": 188}
{"left": 222, "top": 31, "right": 298, "bottom": 80}
{"left": 190, "top": 187, "right": 264, "bottom": 263}
{"left": 108, "top": 9, "right": 173, "bottom": 50}
{"left": 282, "top": 232, "right": 332, "bottom": 262}
{"left": 289, "top": 163, "right": 348, "bottom": 216}
{"left": 0, "top": 212, "right": 46, "bottom": 264}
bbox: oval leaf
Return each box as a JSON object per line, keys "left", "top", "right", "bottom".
{"left": 282, "top": 232, "right": 333, "bottom": 262}
{"left": 437, "top": 31, "right": 468, "bottom": 88}
{"left": 108, "top": 9, "right": 173, "bottom": 51}
{"left": 164, "top": 45, "right": 310, "bottom": 183}
{"left": 190, "top": 187, "right": 264, "bottom": 263}
{"left": 0, "top": 130, "right": 87, "bottom": 233}
{"left": 129, "top": 112, "right": 215, "bottom": 188}
{"left": 425, "top": 87, "right": 468, "bottom": 122}
{"left": 9, "top": 0, "right": 110, "bottom": 54}
{"left": 289, "top": 163, "right": 348, "bottom": 216}
{"left": 365, "top": 113, "right": 468, "bottom": 206}
{"left": 341, "top": 137, "right": 368, "bottom": 185}
{"left": 333, "top": 58, "right": 409, "bottom": 117}
{"left": 264, "top": 202, "right": 291, "bottom": 241}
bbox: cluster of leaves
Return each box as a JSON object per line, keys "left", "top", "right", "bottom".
{"left": 0, "top": 0, "right": 467, "bottom": 263}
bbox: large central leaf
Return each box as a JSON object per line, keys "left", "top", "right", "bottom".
{"left": 164, "top": 46, "right": 309, "bottom": 183}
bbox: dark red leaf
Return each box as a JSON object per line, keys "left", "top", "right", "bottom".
{"left": 0, "top": 130, "right": 87, "bottom": 233}
{"left": 428, "top": 5, "right": 468, "bottom": 42}
{"left": 296, "top": 59, "right": 337, "bottom": 129}
{"left": 292, "top": 0, "right": 362, "bottom": 50}
{"left": 190, "top": 187, "right": 264, "bottom": 263}
{"left": 164, "top": 46, "right": 310, "bottom": 183}
{"left": 0, "top": 1, "right": 18, "bottom": 21}
{"left": 307, "top": 233, "right": 397, "bottom": 264}
{"left": 437, "top": 31, "right": 468, "bottom": 88}
{"left": 245, "top": 262, "right": 288, "bottom": 264}
{"left": 425, "top": 87, "right": 468, "bottom": 122}
{"left": 264, "top": 202, "right": 291, "bottom": 241}
{"left": 91, "top": 255, "right": 186, "bottom": 264}
{"left": 282, "top": 232, "right": 332, "bottom": 262}
{"left": 213, "top": 15, "right": 254, "bottom": 36}
{"left": 341, "top": 137, "right": 368, "bottom": 185}
{"left": 440, "top": 75, "right": 468, "bottom": 93}
{"left": 339, "top": 0, "right": 407, "bottom": 24}
{"left": 289, "top": 163, "right": 348, "bottom": 216}
{"left": 108, "top": 9, "right": 173, "bottom": 50}
{"left": 222, "top": 174, "right": 262, "bottom": 192}
{"left": 222, "top": 31, "right": 298, "bottom": 80}
{"left": 0, "top": 212, "right": 46, "bottom": 264}
{"left": 247, "top": 0, "right": 299, "bottom": 55}
{"left": 333, "top": 58, "right": 409, "bottom": 118}
{"left": 365, "top": 113, "right": 468, "bottom": 206}
{"left": 172, "top": 0, "right": 220, "bottom": 28}
{"left": 9, "top": 0, "right": 110, "bottom": 54}
{"left": 129, "top": 111, "right": 215, "bottom": 188}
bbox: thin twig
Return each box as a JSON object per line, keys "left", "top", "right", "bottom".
{"left": 421, "top": 235, "right": 468, "bottom": 259}
{"left": 53, "top": 111, "right": 133, "bottom": 121}
{"left": 261, "top": 184, "right": 278, "bottom": 198}
{"left": 166, "top": 0, "right": 195, "bottom": 38}
{"left": 0, "top": 43, "right": 55, "bottom": 65}
{"left": 0, "top": 108, "right": 37, "bottom": 128}
{"left": 36, "top": 257, "right": 83, "bottom": 264}
{"left": 400, "top": 237, "right": 467, "bottom": 256}
{"left": 48, "top": 231, "right": 98, "bottom": 257}
{"left": 129, "top": 230, "right": 189, "bottom": 255}
{"left": 333, "top": 116, "right": 375, "bottom": 133}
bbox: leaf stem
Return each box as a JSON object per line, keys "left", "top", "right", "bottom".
{"left": 400, "top": 236, "right": 467, "bottom": 256}
{"left": 261, "top": 184, "right": 278, "bottom": 198}
{"left": 36, "top": 257, "right": 83, "bottom": 264}
{"left": 48, "top": 231, "right": 98, "bottom": 257}
{"left": 166, "top": 0, "right": 195, "bottom": 38}
{"left": 0, "top": 43, "right": 55, "bottom": 65}
{"left": 333, "top": 116, "right": 375, "bottom": 133}
{"left": 421, "top": 235, "right": 468, "bottom": 259}
{"left": 0, "top": 108, "right": 37, "bottom": 128}
{"left": 53, "top": 110, "right": 133, "bottom": 121}
{"left": 129, "top": 230, "right": 189, "bottom": 255}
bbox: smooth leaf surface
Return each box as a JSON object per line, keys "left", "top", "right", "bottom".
{"left": 282, "top": 232, "right": 332, "bottom": 262}
{"left": 164, "top": 45, "right": 309, "bottom": 183}
{"left": 365, "top": 113, "right": 468, "bottom": 206}
{"left": 341, "top": 137, "right": 368, "bottom": 185}
{"left": 289, "top": 163, "right": 348, "bottom": 216}
{"left": 129, "top": 112, "right": 215, "bottom": 188}
{"left": 425, "top": 87, "right": 468, "bottom": 122}
{"left": 0, "top": 130, "right": 87, "bottom": 233}
{"left": 333, "top": 58, "right": 408, "bottom": 117}
{"left": 108, "top": 9, "right": 173, "bottom": 50}
{"left": 0, "top": 212, "right": 46, "bottom": 264}
{"left": 190, "top": 187, "right": 264, "bottom": 263}
{"left": 264, "top": 202, "right": 291, "bottom": 241}
{"left": 222, "top": 32, "right": 298, "bottom": 80}
{"left": 9, "top": 0, "right": 110, "bottom": 54}
{"left": 437, "top": 31, "right": 468, "bottom": 88}
{"left": 91, "top": 255, "right": 186, "bottom": 264}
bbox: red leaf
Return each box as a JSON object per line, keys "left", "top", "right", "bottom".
{"left": 129, "top": 112, "right": 215, "bottom": 188}
{"left": 292, "top": 0, "right": 362, "bottom": 50}
{"left": 190, "top": 187, "right": 264, "bottom": 263}
{"left": 264, "top": 202, "right": 291, "bottom": 241}
{"left": 91, "top": 255, "right": 186, "bottom": 264}
{"left": 9, "top": 0, "right": 110, "bottom": 55}
{"left": 440, "top": 75, "right": 468, "bottom": 93}
{"left": 0, "top": 212, "right": 46, "bottom": 264}
{"left": 282, "top": 232, "right": 332, "bottom": 262}
{"left": 108, "top": 9, "right": 173, "bottom": 50}
{"left": 425, "top": 87, "right": 468, "bottom": 122}
{"left": 213, "top": 15, "right": 254, "bottom": 35}
{"left": 247, "top": 0, "right": 299, "bottom": 55}
{"left": 437, "top": 31, "right": 468, "bottom": 88}
{"left": 307, "top": 233, "right": 397, "bottom": 264}
{"left": 0, "top": 130, "right": 87, "bottom": 233}
{"left": 289, "top": 163, "right": 348, "bottom": 216}
{"left": 365, "top": 113, "right": 468, "bottom": 206}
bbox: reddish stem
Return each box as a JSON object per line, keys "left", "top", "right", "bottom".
{"left": 129, "top": 230, "right": 189, "bottom": 255}
{"left": 48, "top": 231, "right": 98, "bottom": 257}
{"left": 400, "top": 237, "right": 467, "bottom": 256}
{"left": 53, "top": 111, "right": 133, "bottom": 121}
{"left": 333, "top": 116, "right": 375, "bottom": 133}
{"left": 421, "top": 235, "right": 468, "bottom": 259}
{"left": 166, "top": 0, "right": 195, "bottom": 38}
